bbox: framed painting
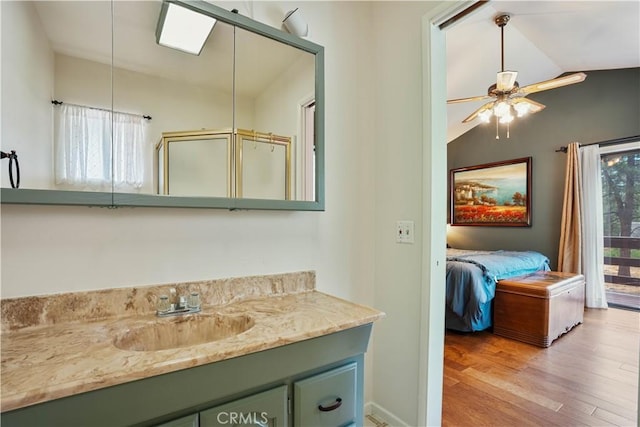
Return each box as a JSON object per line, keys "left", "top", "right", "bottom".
{"left": 450, "top": 157, "right": 532, "bottom": 226}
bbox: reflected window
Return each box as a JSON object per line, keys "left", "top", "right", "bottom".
{"left": 55, "top": 104, "right": 147, "bottom": 191}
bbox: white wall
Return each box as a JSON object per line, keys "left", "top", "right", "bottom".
{"left": 0, "top": 1, "right": 54, "bottom": 190}
{"left": 1, "top": 1, "right": 452, "bottom": 423}
{"left": 253, "top": 52, "right": 315, "bottom": 199}
{"left": 1, "top": 2, "right": 377, "bottom": 293}
{"left": 254, "top": 53, "right": 314, "bottom": 137}
{"left": 0, "top": 0, "right": 378, "bottom": 407}
{"left": 371, "top": 2, "right": 446, "bottom": 425}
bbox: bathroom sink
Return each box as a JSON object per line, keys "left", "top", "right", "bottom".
{"left": 113, "top": 313, "right": 255, "bottom": 351}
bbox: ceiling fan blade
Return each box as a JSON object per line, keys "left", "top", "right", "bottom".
{"left": 447, "top": 94, "right": 492, "bottom": 104}
{"left": 497, "top": 71, "right": 518, "bottom": 91}
{"left": 518, "top": 72, "right": 587, "bottom": 95}
{"left": 462, "top": 101, "right": 495, "bottom": 123}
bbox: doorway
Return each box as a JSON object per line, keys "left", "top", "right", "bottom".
{"left": 600, "top": 141, "right": 640, "bottom": 310}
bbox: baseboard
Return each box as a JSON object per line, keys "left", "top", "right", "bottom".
{"left": 365, "top": 401, "right": 410, "bottom": 427}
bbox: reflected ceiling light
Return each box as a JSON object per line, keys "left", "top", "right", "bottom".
{"left": 156, "top": 1, "right": 216, "bottom": 55}
{"left": 282, "top": 8, "right": 308, "bottom": 37}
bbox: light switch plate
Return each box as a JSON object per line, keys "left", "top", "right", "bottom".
{"left": 396, "top": 220, "right": 415, "bottom": 244}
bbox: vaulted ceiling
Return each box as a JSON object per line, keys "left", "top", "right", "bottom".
{"left": 446, "top": 1, "right": 640, "bottom": 142}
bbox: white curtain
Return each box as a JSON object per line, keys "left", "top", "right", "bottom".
{"left": 55, "top": 104, "right": 146, "bottom": 191}
{"left": 55, "top": 105, "right": 111, "bottom": 190}
{"left": 580, "top": 145, "right": 608, "bottom": 308}
{"left": 112, "top": 111, "right": 145, "bottom": 191}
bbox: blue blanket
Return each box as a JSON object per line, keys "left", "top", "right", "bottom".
{"left": 447, "top": 250, "right": 551, "bottom": 286}
{"left": 445, "top": 250, "right": 550, "bottom": 331}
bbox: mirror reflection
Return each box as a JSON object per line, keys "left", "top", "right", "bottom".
{"left": 113, "top": 1, "right": 234, "bottom": 196}
{"left": 2, "top": 0, "right": 113, "bottom": 191}
{"left": 157, "top": 130, "right": 232, "bottom": 197}
{"left": 234, "top": 26, "right": 316, "bottom": 201}
{"left": 237, "top": 130, "right": 291, "bottom": 200}
{"left": 1, "top": 0, "right": 318, "bottom": 203}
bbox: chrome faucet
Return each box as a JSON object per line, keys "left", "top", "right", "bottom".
{"left": 156, "top": 288, "right": 201, "bottom": 317}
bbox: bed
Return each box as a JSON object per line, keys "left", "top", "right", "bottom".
{"left": 445, "top": 248, "right": 551, "bottom": 332}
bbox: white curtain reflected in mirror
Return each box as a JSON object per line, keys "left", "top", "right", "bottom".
{"left": 54, "top": 104, "right": 147, "bottom": 192}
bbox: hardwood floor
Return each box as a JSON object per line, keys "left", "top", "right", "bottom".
{"left": 442, "top": 308, "right": 639, "bottom": 426}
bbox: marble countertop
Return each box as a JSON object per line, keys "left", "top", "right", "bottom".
{"left": 1, "top": 273, "right": 384, "bottom": 412}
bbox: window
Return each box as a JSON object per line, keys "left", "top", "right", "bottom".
{"left": 600, "top": 143, "right": 640, "bottom": 308}
{"left": 55, "top": 104, "right": 146, "bottom": 191}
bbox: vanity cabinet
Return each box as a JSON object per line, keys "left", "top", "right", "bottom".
{"left": 0, "top": 325, "right": 371, "bottom": 427}
{"left": 160, "top": 363, "right": 357, "bottom": 427}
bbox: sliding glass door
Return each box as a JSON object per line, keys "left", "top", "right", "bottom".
{"left": 600, "top": 143, "right": 640, "bottom": 310}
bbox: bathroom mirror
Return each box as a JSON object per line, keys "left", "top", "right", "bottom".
{"left": 0, "top": 0, "right": 114, "bottom": 205}
{"left": 0, "top": 0, "right": 324, "bottom": 210}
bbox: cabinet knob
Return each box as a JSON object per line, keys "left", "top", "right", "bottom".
{"left": 318, "top": 397, "right": 342, "bottom": 412}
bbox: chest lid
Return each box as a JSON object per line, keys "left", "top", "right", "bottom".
{"left": 497, "top": 271, "right": 585, "bottom": 298}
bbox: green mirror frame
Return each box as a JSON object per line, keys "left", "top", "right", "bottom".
{"left": 0, "top": 0, "right": 324, "bottom": 211}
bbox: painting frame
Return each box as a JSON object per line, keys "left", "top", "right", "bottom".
{"left": 450, "top": 157, "right": 532, "bottom": 227}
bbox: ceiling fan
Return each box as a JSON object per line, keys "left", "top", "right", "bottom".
{"left": 448, "top": 13, "right": 586, "bottom": 137}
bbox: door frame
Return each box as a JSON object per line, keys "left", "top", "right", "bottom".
{"left": 419, "top": 2, "right": 481, "bottom": 425}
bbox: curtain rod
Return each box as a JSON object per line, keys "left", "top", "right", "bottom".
{"left": 438, "top": 1, "right": 489, "bottom": 30}
{"left": 555, "top": 135, "right": 640, "bottom": 153}
{"left": 51, "top": 100, "right": 152, "bottom": 121}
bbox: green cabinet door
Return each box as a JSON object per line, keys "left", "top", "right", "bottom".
{"left": 293, "top": 362, "right": 357, "bottom": 427}
{"left": 200, "top": 385, "right": 288, "bottom": 427}
{"left": 155, "top": 413, "right": 199, "bottom": 427}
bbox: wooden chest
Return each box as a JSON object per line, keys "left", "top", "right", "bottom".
{"left": 494, "top": 271, "right": 585, "bottom": 347}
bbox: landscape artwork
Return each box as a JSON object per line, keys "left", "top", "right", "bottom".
{"left": 450, "top": 157, "right": 532, "bottom": 226}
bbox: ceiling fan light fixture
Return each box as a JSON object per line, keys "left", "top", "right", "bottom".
{"left": 493, "top": 100, "right": 511, "bottom": 118}
{"left": 499, "top": 114, "right": 514, "bottom": 124}
{"left": 513, "top": 102, "right": 531, "bottom": 117}
{"left": 514, "top": 98, "right": 546, "bottom": 115}
{"left": 478, "top": 110, "right": 492, "bottom": 123}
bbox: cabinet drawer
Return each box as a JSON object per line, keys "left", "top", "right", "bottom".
{"left": 294, "top": 363, "right": 357, "bottom": 427}
{"left": 200, "top": 385, "right": 287, "bottom": 427}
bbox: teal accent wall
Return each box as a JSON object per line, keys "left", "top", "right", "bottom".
{"left": 447, "top": 67, "right": 640, "bottom": 269}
